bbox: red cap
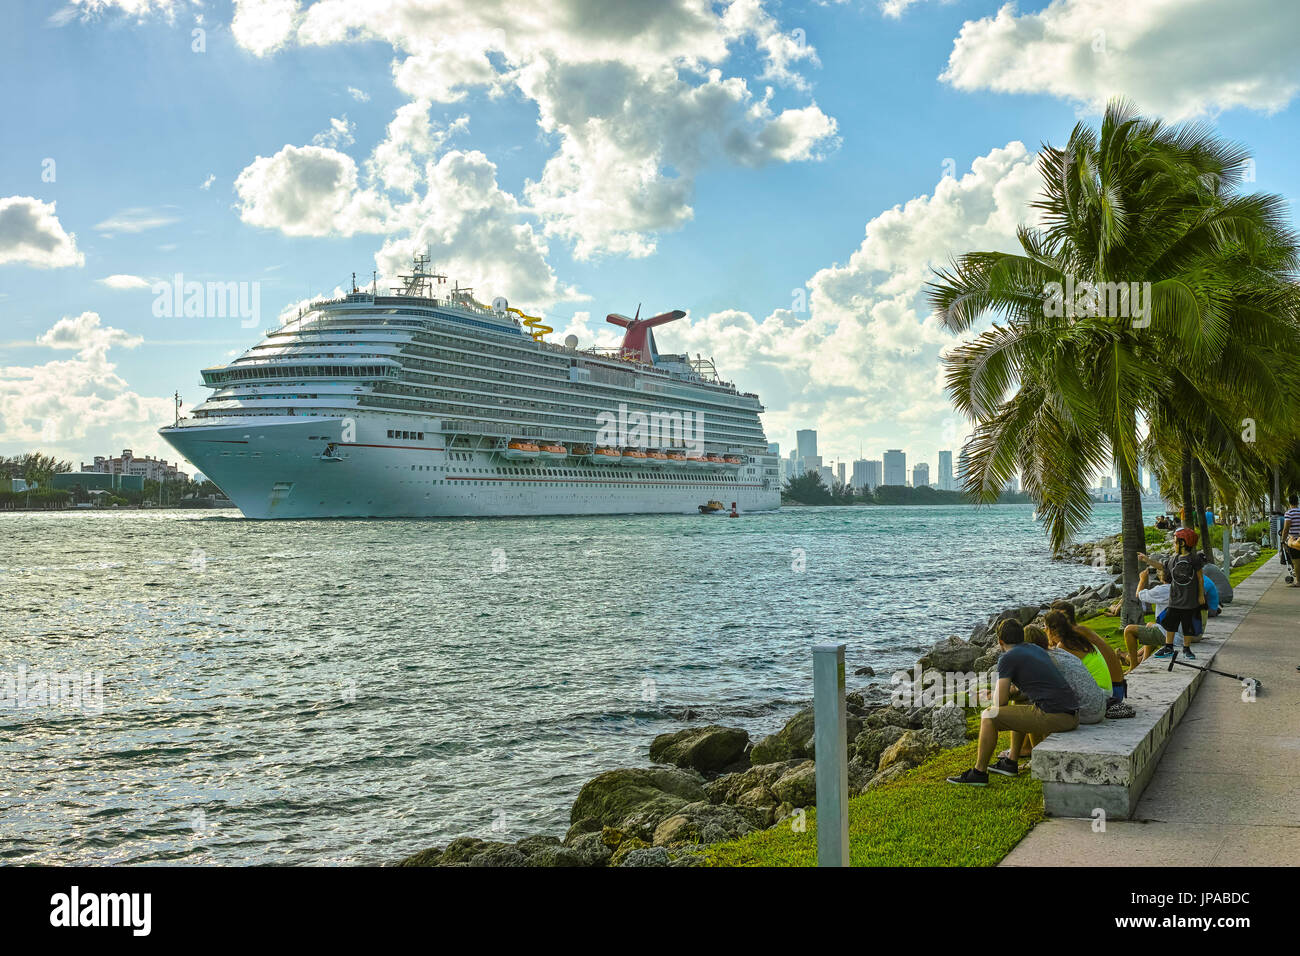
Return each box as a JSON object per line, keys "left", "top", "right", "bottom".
{"left": 1174, "top": 527, "right": 1198, "bottom": 547}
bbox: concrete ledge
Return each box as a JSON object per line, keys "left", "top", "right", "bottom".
{"left": 1030, "top": 559, "right": 1279, "bottom": 819}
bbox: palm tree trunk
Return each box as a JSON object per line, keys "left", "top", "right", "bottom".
{"left": 1195, "top": 459, "right": 1214, "bottom": 562}
{"left": 1119, "top": 462, "right": 1146, "bottom": 626}
{"left": 1180, "top": 451, "right": 1194, "bottom": 530}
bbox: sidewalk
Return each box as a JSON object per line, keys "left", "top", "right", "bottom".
{"left": 1003, "top": 564, "right": 1299, "bottom": 866}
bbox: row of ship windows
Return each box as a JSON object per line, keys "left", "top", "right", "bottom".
{"left": 387, "top": 429, "right": 426, "bottom": 440}
{"left": 401, "top": 464, "right": 742, "bottom": 481}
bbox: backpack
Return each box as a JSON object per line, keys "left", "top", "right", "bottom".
{"left": 1170, "top": 552, "right": 1195, "bottom": 588}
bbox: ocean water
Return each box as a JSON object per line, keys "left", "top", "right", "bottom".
{"left": 0, "top": 503, "right": 1120, "bottom": 865}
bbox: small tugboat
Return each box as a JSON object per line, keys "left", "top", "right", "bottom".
{"left": 698, "top": 499, "right": 726, "bottom": 514}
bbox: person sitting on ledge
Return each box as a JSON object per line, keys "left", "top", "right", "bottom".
{"left": 946, "top": 618, "right": 1079, "bottom": 786}
{"left": 1125, "top": 565, "right": 1174, "bottom": 666}
{"left": 1044, "top": 609, "right": 1112, "bottom": 701}
{"left": 1049, "top": 599, "right": 1130, "bottom": 716}
{"left": 995, "top": 624, "right": 1105, "bottom": 763}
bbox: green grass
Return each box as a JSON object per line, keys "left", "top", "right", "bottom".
{"left": 703, "top": 712, "right": 1042, "bottom": 867}
{"left": 1077, "top": 548, "right": 1277, "bottom": 654}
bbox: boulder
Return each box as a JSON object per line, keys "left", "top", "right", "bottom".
{"left": 648, "top": 724, "right": 749, "bottom": 773}
{"left": 876, "top": 729, "right": 938, "bottom": 772}
{"left": 616, "top": 847, "right": 672, "bottom": 867}
{"left": 749, "top": 707, "right": 862, "bottom": 764}
{"left": 569, "top": 766, "right": 707, "bottom": 841}
{"left": 852, "top": 724, "right": 906, "bottom": 769}
{"left": 652, "top": 800, "right": 764, "bottom": 846}
{"left": 704, "top": 759, "right": 805, "bottom": 806}
{"left": 770, "top": 761, "right": 818, "bottom": 806}
{"left": 864, "top": 762, "right": 912, "bottom": 790}
{"left": 563, "top": 831, "right": 612, "bottom": 866}
{"left": 918, "top": 635, "right": 980, "bottom": 673}
{"left": 864, "top": 706, "right": 917, "bottom": 731}
{"left": 925, "top": 704, "right": 968, "bottom": 748}
{"left": 973, "top": 648, "right": 1001, "bottom": 672}
{"left": 608, "top": 836, "right": 651, "bottom": 867}
{"left": 854, "top": 665, "right": 876, "bottom": 677}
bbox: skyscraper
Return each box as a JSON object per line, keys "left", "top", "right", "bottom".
{"left": 883, "top": 449, "right": 906, "bottom": 486}
{"left": 866, "top": 460, "right": 882, "bottom": 491}
{"left": 836, "top": 462, "right": 846, "bottom": 487}
{"left": 796, "top": 429, "right": 818, "bottom": 461}
{"left": 912, "top": 462, "right": 929, "bottom": 489}
{"left": 956, "top": 448, "right": 970, "bottom": 489}
{"left": 938, "top": 450, "right": 954, "bottom": 491}
{"left": 851, "top": 459, "right": 871, "bottom": 492}
{"left": 767, "top": 442, "right": 780, "bottom": 456}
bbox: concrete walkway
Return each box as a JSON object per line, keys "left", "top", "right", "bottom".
{"left": 1003, "top": 564, "right": 1300, "bottom": 866}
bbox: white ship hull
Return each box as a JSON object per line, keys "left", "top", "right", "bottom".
{"left": 162, "top": 416, "right": 780, "bottom": 519}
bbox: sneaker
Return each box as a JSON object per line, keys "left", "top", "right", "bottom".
{"left": 1153, "top": 644, "right": 1175, "bottom": 659}
{"left": 988, "top": 757, "right": 1020, "bottom": 776}
{"left": 1106, "top": 699, "right": 1136, "bottom": 719}
{"left": 1181, "top": 647, "right": 1197, "bottom": 660}
{"left": 946, "top": 767, "right": 988, "bottom": 786}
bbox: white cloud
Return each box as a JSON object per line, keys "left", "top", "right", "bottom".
{"left": 270, "top": 0, "right": 836, "bottom": 257}
{"left": 231, "top": 0, "right": 301, "bottom": 56}
{"left": 97, "top": 273, "right": 153, "bottom": 289}
{"left": 0, "top": 196, "right": 84, "bottom": 269}
{"left": 941, "top": 0, "right": 1300, "bottom": 120}
{"left": 200, "top": 173, "right": 216, "bottom": 190}
{"left": 233, "top": 144, "right": 393, "bottom": 237}
{"left": 312, "top": 114, "right": 356, "bottom": 149}
{"left": 94, "top": 206, "right": 180, "bottom": 235}
{"left": 654, "top": 143, "right": 1042, "bottom": 462}
{"left": 365, "top": 102, "right": 467, "bottom": 193}
{"left": 0, "top": 312, "right": 173, "bottom": 458}
{"left": 374, "top": 149, "right": 584, "bottom": 308}
{"left": 347, "top": 86, "right": 370, "bottom": 102}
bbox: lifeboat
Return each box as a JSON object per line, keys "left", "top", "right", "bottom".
{"left": 686, "top": 454, "right": 709, "bottom": 468}
{"left": 704, "top": 453, "right": 725, "bottom": 468}
{"left": 621, "top": 448, "right": 648, "bottom": 466}
{"left": 646, "top": 449, "right": 670, "bottom": 467}
{"left": 665, "top": 449, "right": 687, "bottom": 464}
{"left": 593, "top": 446, "right": 622, "bottom": 464}
{"left": 502, "top": 440, "right": 540, "bottom": 461}
{"left": 538, "top": 442, "right": 568, "bottom": 460}
{"left": 569, "top": 443, "right": 593, "bottom": 458}
{"left": 722, "top": 455, "right": 743, "bottom": 467}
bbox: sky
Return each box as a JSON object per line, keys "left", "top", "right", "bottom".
{"left": 2, "top": 0, "right": 1298, "bottom": 477}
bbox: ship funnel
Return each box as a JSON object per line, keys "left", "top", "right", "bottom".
{"left": 606, "top": 309, "right": 685, "bottom": 363}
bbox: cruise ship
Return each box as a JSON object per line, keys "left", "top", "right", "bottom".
{"left": 159, "top": 256, "right": 781, "bottom": 518}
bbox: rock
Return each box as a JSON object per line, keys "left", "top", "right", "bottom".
{"left": 704, "top": 759, "right": 805, "bottom": 806}
{"left": 564, "top": 831, "right": 613, "bottom": 866}
{"left": 925, "top": 704, "right": 968, "bottom": 748}
{"left": 608, "top": 836, "right": 651, "bottom": 867}
{"left": 569, "top": 767, "right": 707, "bottom": 841}
{"left": 918, "top": 635, "right": 980, "bottom": 672}
{"left": 864, "top": 707, "right": 917, "bottom": 731}
{"left": 854, "top": 665, "right": 876, "bottom": 677}
{"left": 748, "top": 707, "right": 862, "bottom": 764}
{"left": 770, "top": 761, "right": 817, "bottom": 807}
{"left": 968, "top": 622, "right": 996, "bottom": 647}
{"left": 617, "top": 847, "right": 672, "bottom": 867}
{"left": 864, "top": 762, "right": 913, "bottom": 790}
{"left": 648, "top": 724, "right": 750, "bottom": 773}
{"left": 847, "top": 757, "right": 875, "bottom": 796}
{"left": 652, "top": 800, "right": 764, "bottom": 846}
{"left": 876, "top": 729, "right": 938, "bottom": 772}
{"left": 973, "top": 648, "right": 1001, "bottom": 672}
{"left": 469, "top": 844, "right": 528, "bottom": 867}
{"left": 851, "top": 724, "right": 906, "bottom": 769}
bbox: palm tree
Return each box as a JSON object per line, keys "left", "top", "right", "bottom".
{"left": 928, "top": 100, "right": 1300, "bottom": 624}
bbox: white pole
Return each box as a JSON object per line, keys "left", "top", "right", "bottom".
{"left": 1222, "top": 523, "right": 1231, "bottom": 580}
{"left": 813, "top": 642, "right": 849, "bottom": 867}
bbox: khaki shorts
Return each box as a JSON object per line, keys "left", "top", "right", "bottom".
{"left": 985, "top": 702, "right": 1079, "bottom": 737}
{"left": 1131, "top": 623, "right": 1167, "bottom": 647}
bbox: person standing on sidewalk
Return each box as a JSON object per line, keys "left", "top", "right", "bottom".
{"left": 1282, "top": 494, "right": 1300, "bottom": 587}
{"left": 1138, "top": 527, "right": 1206, "bottom": 661}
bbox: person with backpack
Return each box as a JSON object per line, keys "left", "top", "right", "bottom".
{"left": 1138, "top": 527, "right": 1206, "bottom": 660}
